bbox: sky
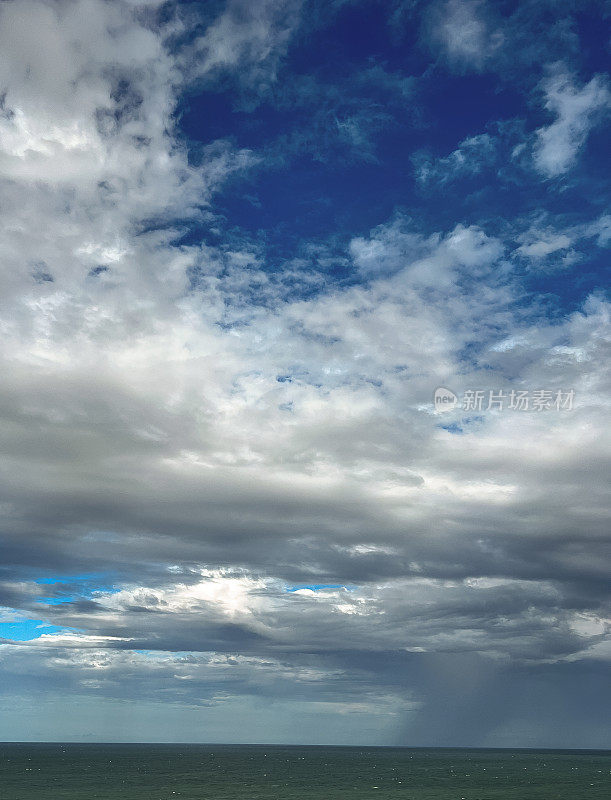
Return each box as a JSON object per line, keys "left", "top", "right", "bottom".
{"left": 0, "top": 0, "right": 609, "bottom": 747}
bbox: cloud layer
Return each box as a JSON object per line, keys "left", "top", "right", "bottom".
{"left": 0, "top": 0, "right": 609, "bottom": 747}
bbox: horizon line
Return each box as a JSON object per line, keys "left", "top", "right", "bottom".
{"left": 2, "top": 742, "right": 610, "bottom": 752}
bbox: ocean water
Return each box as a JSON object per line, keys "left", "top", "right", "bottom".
{"left": 0, "top": 744, "right": 609, "bottom": 799}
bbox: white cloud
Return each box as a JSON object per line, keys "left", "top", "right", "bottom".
{"left": 413, "top": 133, "right": 497, "bottom": 184}
{"left": 433, "top": 0, "right": 503, "bottom": 70}
{"left": 533, "top": 67, "right": 610, "bottom": 178}
{"left": 584, "top": 213, "right": 611, "bottom": 247}
{"left": 349, "top": 218, "right": 503, "bottom": 283}
{"left": 187, "top": 0, "right": 303, "bottom": 100}
{"left": 518, "top": 234, "right": 572, "bottom": 259}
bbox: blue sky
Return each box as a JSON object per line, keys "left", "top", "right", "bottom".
{"left": 175, "top": 0, "right": 609, "bottom": 311}
{"left": 0, "top": 620, "right": 71, "bottom": 642}
{"left": 0, "top": 0, "right": 609, "bottom": 747}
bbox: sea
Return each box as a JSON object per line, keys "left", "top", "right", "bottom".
{"left": 0, "top": 744, "right": 609, "bottom": 799}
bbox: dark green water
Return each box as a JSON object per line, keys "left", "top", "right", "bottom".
{"left": 0, "top": 744, "right": 609, "bottom": 799}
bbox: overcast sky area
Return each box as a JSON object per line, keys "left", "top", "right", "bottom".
{"left": 0, "top": 0, "right": 609, "bottom": 747}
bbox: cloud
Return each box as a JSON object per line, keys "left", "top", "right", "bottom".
{"left": 413, "top": 133, "right": 497, "bottom": 184}
{"left": 429, "top": 0, "right": 504, "bottom": 71}
{"left": 0, "top": 0, "right": 609, "bottom": 746}
{"left": 349, "top": 217, "right": 503, "bottom": 282}
{"left": 424, "top": 0, "right": 590, "bottom": 84}
{"left": 509, "top": 211, "right": 611, "bottom": 271}
{"left": 533, "top": 67, "right": 610, "bottom": 178}
{"left": 186, "top": 0, "right": 303, "bottom": 104}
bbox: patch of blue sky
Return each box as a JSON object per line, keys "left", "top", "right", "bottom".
{"left": 0, "top": 619, "right": 77, "bottom": 642}
{"left": 134, "top": 650, "right": 196, "bottom": 658}
{"left": 285, "top": 584, "right": 354, "bottom": 592}
{"left": 174, "top": 0, "right": 609, "bottom": 320}
{"left": 437, "top": 416, "right": 485, "bottom": 435}
{"left": 438, "top": 422, "right": 464, "bottom": 435}
{"left": 34, "top": 573, "right": 108, "bottom": 585}
{"left": 34, "top": 572, "right": 119, "bottom": 605}
{"left": 36, "top": 596, "right": 80, "bottom": 606}
{"left": 524, "top": 241, "right": 610, "bottom": 315}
